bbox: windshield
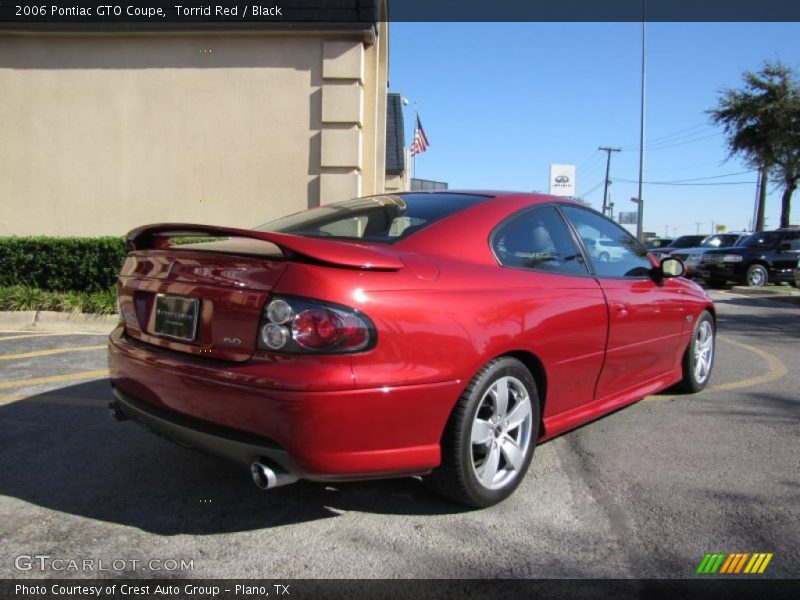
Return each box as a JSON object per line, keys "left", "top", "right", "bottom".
{"left": 669, "top": 236, "right": 705, "bottom": 248}
{"left": 737, "top": 232, "right": 780, "bottom": 248}
{"left": 256, "top": 193, "right": 489, "bottom": 243}
{"left": 700, "top": 234, "right": 738, "bottom": 248}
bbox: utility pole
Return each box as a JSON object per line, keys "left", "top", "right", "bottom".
{"left": 695, "top": 222, "right": 702, "bottom": 235}
{"left": 755, "top": 167, "right": 768, "bottom": 232}
{"left": 599, "top": 146, "right": 621, "bottom": 216}
{"left": 636, "top": 0, "right": 647, "bottom": 241}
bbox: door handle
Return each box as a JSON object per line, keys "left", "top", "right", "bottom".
{"left": 612, "top": 301, "right": 630, "bottom": 317}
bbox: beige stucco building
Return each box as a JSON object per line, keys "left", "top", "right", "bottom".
{"left": 0, "top": 9, "right": 404, "bottom": 236}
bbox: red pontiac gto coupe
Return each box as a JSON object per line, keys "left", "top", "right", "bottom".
{"left": 108, "top": 191, "right": 715, "bottom": 507}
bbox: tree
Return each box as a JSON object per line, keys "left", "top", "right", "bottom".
{"left": 709, "top": 61, "right": 800, "bottom": 229}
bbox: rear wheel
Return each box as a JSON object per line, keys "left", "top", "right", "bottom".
{"left": 677, "top": 311, "right": 715, "bottom": 393}
{"left": 746, "top": 263, "right": 768, "bottom": 287}
{"left": 425, "top": 357, "right": 539, "bottom": 508}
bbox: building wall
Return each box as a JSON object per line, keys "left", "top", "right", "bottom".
{"left": 0, "top": 29, "right": 388, "bottom": 236}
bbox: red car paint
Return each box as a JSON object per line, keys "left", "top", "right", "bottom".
{"left": 108, "top": 191, "right": 713, "bottom": 480}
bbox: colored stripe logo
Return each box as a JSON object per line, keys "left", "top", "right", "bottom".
{"left": 696, "top": 552, "right": 773, "bottom": 574}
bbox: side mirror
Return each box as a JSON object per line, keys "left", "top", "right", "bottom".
{"left": 659, "top": 256, "right": 686, "bottom": 278}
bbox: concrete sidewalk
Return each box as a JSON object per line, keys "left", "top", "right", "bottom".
{"left": 0, "top": 310, "right": 118, "bottom": 334}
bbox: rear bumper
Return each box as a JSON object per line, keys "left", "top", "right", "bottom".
{"left": 108, "top": 326, "right": 462, "bottom": 480}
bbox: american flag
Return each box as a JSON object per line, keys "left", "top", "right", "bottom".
{"left": 410, "top": 115, "right": 430, "bottom": 156}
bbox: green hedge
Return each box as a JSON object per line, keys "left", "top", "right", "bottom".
{"left": 0, "top": 237, "right": 127, "bottom": 292}
{"left": 0, "top": 285, "right": 117, "bottom": 315}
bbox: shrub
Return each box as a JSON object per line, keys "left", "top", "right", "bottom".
{"left": 0, "top": 237, "right": 127, "bottom": 292}
{"left": 0, "top": 285, "right": 117, "bottom": 315}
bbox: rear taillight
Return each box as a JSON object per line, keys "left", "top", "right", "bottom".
{"left": 257, "top": 295, "right": 375, "bottom": 354}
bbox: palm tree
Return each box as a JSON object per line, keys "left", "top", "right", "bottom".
{"left": 709, "top": 61, "right": 800, "bottom": 230}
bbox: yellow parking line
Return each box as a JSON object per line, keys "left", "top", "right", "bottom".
{"left": 645, "top": 335, "right": 787, "bottom": 401}
{"left": 712, "top": 337, "right": 788, "bottom": 391}
{"left": 0, "top": 369, "right": 109, "bottom": 390}
{"left": 0, "top": 332, "right": 108, "bottom": 341}
{"left": 0, "top": 345, "right": 106, "bottom": 361}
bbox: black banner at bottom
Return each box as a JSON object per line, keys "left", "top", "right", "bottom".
{"left": 2, "top": 579, "right": 800, "bottom": 600}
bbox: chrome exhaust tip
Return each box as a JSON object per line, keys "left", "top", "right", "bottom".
{"left": 250, "top": 461, "right": 278, "bottom": 490}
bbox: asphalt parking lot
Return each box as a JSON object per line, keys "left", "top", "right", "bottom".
{"left": 1, "top": 290, "right": 798, "bottom": 579}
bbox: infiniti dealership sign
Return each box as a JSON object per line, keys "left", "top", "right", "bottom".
{"left": 549, "top": 164, "right": 576, "bottom": 197}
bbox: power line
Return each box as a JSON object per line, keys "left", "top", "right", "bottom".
{"left": 612, "top": 178, "right": 756, "bottom": 186}
{"left": 618, "top": 122, "right": 712, "bottom": 150}
{"left": 613, "top": 170, "right": 755, "bottom": 184}
{"left": 622, "top": 131, "right": 722, "bottom": 153}
{"left": 575, "top": 180, "right": 606, "bottom": 198}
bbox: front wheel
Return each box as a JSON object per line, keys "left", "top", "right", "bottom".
{"left": 677, "top": 310, "right": 715, "bottom": 393}
{"left": 746, "top": 264, "right": 768, "bottom": 287}
{"left": 425, "top": 357, "right": 539, "bottom": 508}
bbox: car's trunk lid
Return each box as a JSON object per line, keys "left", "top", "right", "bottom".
{"left": 118, "top": 224, "right": 404, "bottom": 362}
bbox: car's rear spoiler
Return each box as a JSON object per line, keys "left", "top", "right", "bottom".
{"left": 126, "top": 223, "right": 404, "bottom": 271}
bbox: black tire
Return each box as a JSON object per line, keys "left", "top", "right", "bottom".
{"left": 677, "top": 310, "right": 715, "bottom": 393}
{"left": 424, "top": 357, "right": 539, "bottom": 508}
{"left": 746, "top": 263, "right": 768, "bottom": 287}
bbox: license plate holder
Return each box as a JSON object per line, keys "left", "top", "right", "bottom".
{"left": 153, "top": 295, "right": 199, "bottom": 342}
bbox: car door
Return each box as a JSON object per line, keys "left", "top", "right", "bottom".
{"left": 560, "top": 205, "right": 688, "bottom": 401}
{"left": 490, "top": 204, "right": 608, "bottom": 417}
{"left": 773, "top": 231, "right": 800, "bottom": 277}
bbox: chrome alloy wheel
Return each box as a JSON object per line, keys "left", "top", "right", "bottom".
{"left": 470, "top": 375, "right": 533, "bottom": 490}
{"left": 693, "top": 320, "right": 714, "bottom": 384}
{"left": 747, "top": 266, "right": 767, "bottom": 287}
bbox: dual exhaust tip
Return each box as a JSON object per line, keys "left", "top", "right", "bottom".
{"left": 250, "top": 461, "right": 278, "bottom": 490}
{"left": 250, "top": 460, "right": 298, "bottom": 490}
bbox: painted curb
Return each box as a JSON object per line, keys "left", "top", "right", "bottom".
{"left": 0, "top": 310, "right": 118, "bottom": 334}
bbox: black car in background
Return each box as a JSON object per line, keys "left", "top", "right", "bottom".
{"left": 650, "top": 235, "right": 707, "bottom": 260}
{"left": 646, "top": 237, "right": 674, "bottom": 250}
{"left": 669, "top": 233, "right": 748, "bottom": 275}
{"left": 698, "top": 229, "right": 800, "bottom": 287}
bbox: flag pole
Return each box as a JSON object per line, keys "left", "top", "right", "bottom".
{"left": 413, "top": 104, "right": 418, "bottom": 180}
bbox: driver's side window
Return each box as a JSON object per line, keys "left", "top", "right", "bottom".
{"left": 561, "top": 206, "right": 652, "bottom": 278}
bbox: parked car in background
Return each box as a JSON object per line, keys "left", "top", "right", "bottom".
{"left": 650, "top": 235, "right": 707, "bottom": 261}
{"left": 108, "top": 191, "right": 716, "bottom": 508}
{"left": 698, "top": 229, "right": 800, "bottom": 287}
{"left": 583, "top": 237, "right": 628, "bottom": 263}
{"left": 646, "top": 238, "right": 674, "bottom": 250}
{"left": 669, "top": 233, "right": 748, "bottom": 276}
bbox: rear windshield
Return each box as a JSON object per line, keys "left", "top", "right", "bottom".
{"left": 738, "top": 232, "right": 780, "bottom": 248}
{"left": 669, "top": 236, "right": 705, "bottom": 248}
{"left": 700, "top": 234, "right": 739, "bottom": 248}
{"left": 256, "top": 193, "right": 490, "bottom": 243}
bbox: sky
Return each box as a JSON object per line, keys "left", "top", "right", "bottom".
{"left": 389, "top": 22, "right": 800, "bottom": 237}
